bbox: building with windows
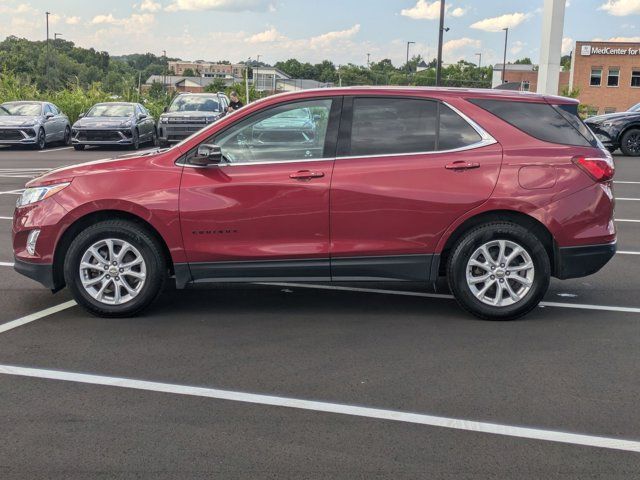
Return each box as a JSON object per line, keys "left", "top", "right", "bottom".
{"left": 167, "top": 60, "right": 246, "bottom": 80}
{"left": 491, "top": 63, "right": 570, "bottom": 93}
{"left": 570, "top": 41, "right": 640, "bottom": 115}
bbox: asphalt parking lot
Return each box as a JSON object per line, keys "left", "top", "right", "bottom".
{"left": 0, "top": 145, "right": 639, "bottom": 478}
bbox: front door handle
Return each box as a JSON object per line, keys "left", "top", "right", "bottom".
{"left": 445, "top": 161, "right": 480, "bottom": 170}
{"left": 290, "top": 170, "right": 325, "bottom": 180}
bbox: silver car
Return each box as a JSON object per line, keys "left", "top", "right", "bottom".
{"left": 0, "top": 101, "right": 70, "bottom": 150}
{"left": 157, "top": 93, "right": 229, "bottom": 147}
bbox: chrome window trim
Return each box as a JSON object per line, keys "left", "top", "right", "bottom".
{"left": 179, "top": 100, "right": 497, "bottom": 168}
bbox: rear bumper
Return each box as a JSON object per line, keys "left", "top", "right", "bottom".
{"left": 14, "top": 257, "right": 57, "bottom": 290}
{"left": 554, "top": 241, "right": 616, "bottom": 280}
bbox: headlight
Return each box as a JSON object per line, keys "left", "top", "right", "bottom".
{"left": 205, "top": 115, "right": 217, "bottom": 122}
{"left": 21, "top": 122, "right": 36, "bottom": 127}
{"left": 121, "top": 120, "right": 133, "bottom": 127}
{"left": 17, "top": 182, "right": 70, "bottom": 207}
{"left": 160, "top": 117, "right": 169, "bottom": 124}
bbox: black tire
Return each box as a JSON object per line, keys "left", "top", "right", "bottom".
{"left": 73, "top": 144, "right": 85, "bottom": 151}
{"left": 64, "top": 220, "right": 167, "bottom": 317}
{"left": 446, "top": 222, "right": 550, "bottom": 321}
{"left": 35, "top": 128, "right": 46, "bottom": 150}
{"left": 620, "top": 128, "right": 640, "bottom": 156}
{"left": 130, "top": 129, "right": 140, "bottom": 150}
{"left": 158, "top": 138, "right": 170, "bottom": 148}
{"left": 150, "top": 128, "right": 159, "bottom": 146}
{"left": 63, "top": 126, "right": 71, "bottom": 146}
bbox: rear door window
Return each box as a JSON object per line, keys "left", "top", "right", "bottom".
{"left": 469, "top": 98, "right": 597, "bottom": 147}
{"left": 350, "top": 98, "right": 437, "bottom": 156}
{"left": 438, "top": 104, "right": 482, "bottom": 150}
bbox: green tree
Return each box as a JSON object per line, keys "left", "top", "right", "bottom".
{"left": 204, "top": 79, "right": 227, "bottom": 93}
{"left": 514, "top": 57, "right": 533, "bottom": 65}
{"left": 182, "top": 68, "right": 196, "bottom": 77}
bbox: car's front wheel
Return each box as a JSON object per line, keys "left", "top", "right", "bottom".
{"left": 35, "top": 128, "right": 46, "bottom": 150}
{"left": 447, "top": 222, "right": 550, "bottom": 321}
{"left": 64, "top": 220, "right": 167, "bottom": 317}
{"left": 620, "top": 128, "right": 640, "bottom": 156}
{"left": 63, "top": 126, "right": 71, "bottom": 146}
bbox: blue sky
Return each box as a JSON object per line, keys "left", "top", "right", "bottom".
{"left": 1, "top": 0, "right": 639, "bottom": 67}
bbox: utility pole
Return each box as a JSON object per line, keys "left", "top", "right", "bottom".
{"left": 45, "top": 12, "right": 50, "bottom": 80}
{"left": 162, "top": 49, "right": 167, "bottom": 93}
{"left": 245, "top": 57, "right": 251, "bottom": 104}
{"left": 255, "top": 54, "right": 261, "bottom": 95}
{"left": 475, "top": 52, "right": 482, "bottom": 68}
{"left": 406, "top": 41, "right": 415, "bottom": 81}
{"left": 367, "top": 53, "right": 371, "bottom": 68}
{"left": 502, "top": 27, "right": 509, "bottom": 83}
{"left": 436, "top": 0, "right": 445, "bottom": 86}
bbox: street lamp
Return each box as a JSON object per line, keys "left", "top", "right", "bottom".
{"left": 54, "top": 33, "right": 63, "bottom": 40}
{"left": 502, "top": 27, "right": 509, "bottom": 83}
{"left": 475, "top": 52, "right": 482, "bottom": 68}
{"left": 436, "top": 0, "right": 446, "bottom": 86}
{"left": 406, "top": 41, "right": 415, "bottom": 79}
{"left": 45, "top": 12, "right": 50, "bottom": 78}
{"left": 255, "top": 54, "right": 261, "bottom": 94}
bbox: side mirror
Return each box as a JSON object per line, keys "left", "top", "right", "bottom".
{"left": 138, "top": 113, "right": 147, "bottom": 120}
{"left": 163, "top": 106, "right": 168, "bottom": 113}
{"left": 313, "top": 114, "right": 321, "bottom": 122}
{"left": 191, "top": 144, "right": 223, "bottom": 166}
{"left": 78, "top": 112, "right": 85, "bottom": 118}
{"left": 45, "top": 112, "right": 54, "bottom": 119}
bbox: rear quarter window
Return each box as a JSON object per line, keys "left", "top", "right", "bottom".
{"left": 468, "top": 98, "right": 597, "bottom": 147}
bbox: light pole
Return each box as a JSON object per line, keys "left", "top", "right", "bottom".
{"left": 406, "top": 41, "right": 415, "bottom": 81}
{"left": 367, "top": 53, "right": 371, "bottom": 68}
{"left": 436, "top": 0, "right": 446, "bottom": 86}
{"left": 255, "top": 54, "right": 261, "bottom": 95}
{"left": 45, "top": 12, "right": 50, "bottom": 79}
{"left": 54, "top": 33, "right": 63, "bottom": 40}
{"left": 245, "top": 57, "right": 251, "bottom": 104}
{"left": 475, "top": 52, "right": 482, "bottom": 68}
{"left": 162, "top": 49, "right": 167, "bottom": 93}
{"left": 502, "top": 27, "right": 509, "bottom": 84}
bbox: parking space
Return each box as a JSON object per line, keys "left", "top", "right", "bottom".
{"left": 1, "top": 149, "right": 640, "bottom": 477}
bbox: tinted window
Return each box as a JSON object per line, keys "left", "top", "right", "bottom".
{"left": 350, "top": 98, "right": 437, "bottom": 156}
{"left": 212, "top": 99, "right": 332, "bottom": 164}
{"left": 438, "top": 104, "right": 482, "bottom": 150}
{"left": 49, "top": 104, "right": 59, "bottom": 115}
{"left": 469, "top": 99, "right": 596, "bottom": 147}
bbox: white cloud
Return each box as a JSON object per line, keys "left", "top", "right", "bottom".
{"left": 606, "top": 36, "right": 640, "bottom": 41}
{"left": 510, "top": 40, "right": 525, "bottom": 54}
{"left": 65, "top": 16, "right": 81, "bottom": 25}
{"left": 138, "top": 0, "right": 162, "bottom": 12}
{"left": 599, "top": 0, "right": 640, "bottom": 15}
{"left": 451, "top": 7, "right": 467, "bottom": 17}
{"left": 443, "top": 37, "right": 480, "bottom": 54}
{"left": 308, "top": 24, "right": 360, "bottom": 46}
{"left": 401, "top": 0, "right": 442, "bottom": 19}
{"left": 91, "top": 13, "right": 155, "bottom": 29}
{"left": 165, "top": 0, "right": 274, "bottom": 12}
{"left": 91, "top": 14, "right": 117, "bottom": 25}
{"left": 245, "top": 26, "right": 287, "bottom": 43}
{"left": 470, "top": 12, "right": 531, "bottom": 32}
{"left": 561, "top": 37, "right": 573, "bottom": 55}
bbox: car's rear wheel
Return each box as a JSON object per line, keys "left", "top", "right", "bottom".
{"left": 447, "top": 222, "right": 550, "bottom": 321}
{"left": 64, "top": 220, "right": 167, "bottom": 317}
{"left": 620, "top": 129, "right": 640, "bottom": 156}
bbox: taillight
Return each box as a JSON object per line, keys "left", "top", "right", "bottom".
{"left": 572, "top": 154, "right": 615, "bottom": 182}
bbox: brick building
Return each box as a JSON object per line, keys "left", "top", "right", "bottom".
{"left": 569, "top": 41, "right": 640, "bottom": 115}
{"left": 167, "top": 60, "right": 246, "bottom": 79}
{"left": 491, "top": 64, "right": 570, "bottom": 93}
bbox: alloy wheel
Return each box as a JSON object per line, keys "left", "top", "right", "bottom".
{"left": 625, "top": 132, "right": 640, "bottom": 154}
{"left": 465, "top": 239, "right": 535, "bottom": 307}
{"left": 79, "top": 238, "right": 147, "bottom": 305}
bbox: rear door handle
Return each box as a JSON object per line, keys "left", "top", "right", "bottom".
{"left": 445, "top": 161, "right": 480, "bottom": 170}
{"left": 290, "top": 170, "right": 325, "bottom": 180}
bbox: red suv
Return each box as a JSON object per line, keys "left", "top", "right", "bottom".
{"left": 12, "top": 87, "right": 616, "bottom": 320}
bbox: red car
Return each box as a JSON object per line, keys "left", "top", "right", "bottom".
{"left": 12, "top": 87, "right": 616, "bottom": 320}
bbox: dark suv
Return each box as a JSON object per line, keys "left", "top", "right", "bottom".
{"left": 585, "top": 103, "right": 640, "bottom": 156}
{"left": 13, "top": 87, "right": 615, "bottom": 320}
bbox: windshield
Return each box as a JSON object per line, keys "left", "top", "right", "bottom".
{"left": 168, "top": 96, "right": 220, "bottom": 113}
{"left": 629, "top": 103, "right": 640, "bottom": 112}
{"left": 87, "top": 104, "right": 134, "bottom": 117}
{"left": 271, "top": 108, "right": 311, "bottom": 120}
{"left": 0, "top": 102, "right": 42, "bottom": 116}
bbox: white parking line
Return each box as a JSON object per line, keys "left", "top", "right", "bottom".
{"left": 616, "top": 219, "right": 640, "bottom": 223}
{"left": 38, "top": 147, "right": 73, "bottom": 153}
{"left": 616, "top": 198, "right": 640, "bottom": 201}
{"left": 260, "top": 282, "right": 640, "bottom": 315}
{"left": 0, "top": 364, "right": 638, "bottom": 453}
{"left": 0, "top": 301, "right": 76, "bottom": 334}
{"left": 0, "top": 261, "right": 14, "bottom": 267}
{"left": 0, "top": 216, "right": 12, "bottom": 220}
{"left": 615, "top": 181, "right": 640, "bottom": 184}
{"left": 0, "top": 189, "right": 23, "bottom": 195}
{"left": 619, "top": 251, "right": 640, "bottom": 255}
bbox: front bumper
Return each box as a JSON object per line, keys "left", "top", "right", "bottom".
{"left": 585, "top": 123, "right": 621, "bottom": 149}
{"left": 0, "top": 127, "right": 38, "bottom": 144}
{"left": 554, "top": 241, "right": 616, "bottom": 279}
{"left": 158, "top": 123, "right": 208, "bottom": 143}
{"left": 14, "top": 257, "right": 57, "bottom": 290}
{"left": 71, "top": 128, "right": 134, "bottom": 146}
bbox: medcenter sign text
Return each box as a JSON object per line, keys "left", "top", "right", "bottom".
{"left": 581, "top": 45, "right": 640, "bottom": 56}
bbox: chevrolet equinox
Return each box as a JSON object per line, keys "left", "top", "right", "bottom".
{"left": 12, "top": 87, "right": 616, "bottom": 320}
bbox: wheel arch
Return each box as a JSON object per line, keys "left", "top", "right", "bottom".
{"left": 52, "top": 209, "right": 174, "bottom": 290}
{"left": 438, "top": 210, "right": 556, "bottom": 277}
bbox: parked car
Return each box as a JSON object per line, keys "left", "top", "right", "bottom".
{"left": 71, "top": 102, "right": 156, "bottom": 150}
{"left": 585, "top": 104, "right": 640, "bottom": 156}
{"left": 157, "top": 92, "right": 228, "bottom": 147}
{"left": 13, "top": 87, "right": 616, "bottom": 320}
{"left": 0, "top": 101, "right": 70, "bottom": 149}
